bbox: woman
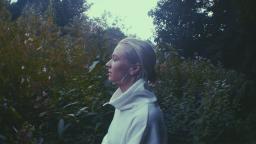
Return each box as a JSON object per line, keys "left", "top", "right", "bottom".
{"left": 102, "top": 38, "right": 167, "bottom": 144}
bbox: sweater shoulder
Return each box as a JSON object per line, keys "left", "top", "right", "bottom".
{"left": 147, "top": 103, "right": 163, "bottom": 123}
{"left": 132, "top": 102, "right": 162, "bottom": 123}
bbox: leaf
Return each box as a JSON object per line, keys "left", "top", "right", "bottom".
{"left": 12, "top": 126, "right": 18, "bottom": 133}
{"left": 0, "top": 134, "right": 6, "bottom": 140}
{"left": 67, "top": 113, "right": 75, "bottom": 117}
{"left": 66, "top": 88, "right": 76, "bottom": 94}
{"left": 38, "top": 111, "right": 47, "bottom": 117}
{"left": 9, "top": 106, "right": 22, "bottom": 120}
{"left": 94, "top": 122, "right": 102, "bottom": 132}
{"left": 57, "top": 118, "right": 71, "bottom": 138}
{"left": 63, "top": 101, "right": 79, "bottom": 109}
{"left": 57, "top": 118, "right": 65, "bottom": 137}
{"left": 76, "top": 106, "right": 88, "bottom": 116}
{"left": 88, "top": 60, "right": 100, "bottom": 72}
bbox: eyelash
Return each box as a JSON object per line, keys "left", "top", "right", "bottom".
{"left": 110, "top": 56, "right": 118, "bottom": 61}
{"left": 112, "top": 58, "right": 117, "bottom": 61}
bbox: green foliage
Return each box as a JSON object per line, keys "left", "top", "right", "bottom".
{"left": 1, "top": 0, "right": 256, "bottom": 144}
{"left": 53, "top": 0, "right": 90, "bottom": 26}
{"left": 0, "top": 2, "right": 120, "bottom": 143}
{"left": 8, "top": 0, "right": 90, "bottom": 26}
{"left": 155, "top": 54, "right": 256, "bottom": 144}
{"left": 150, "top": 0, "right": 256, "bottom": 80}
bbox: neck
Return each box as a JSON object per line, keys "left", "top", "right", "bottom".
{"left": 118, "top": 77, "right": 136, "bottom": 92}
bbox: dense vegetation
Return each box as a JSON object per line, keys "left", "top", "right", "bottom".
{"left": 0, "top": 0, "right": 255, "bottom": 143}
{"left": 156, "top": 55, "right": 256, "bottom": 143}
{"left": 150, "top": 0, "right": 256, "bottom": 81}
{"left": 0, "top": 0, "right": 123, "bottom": 143}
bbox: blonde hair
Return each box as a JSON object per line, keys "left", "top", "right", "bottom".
{"left": 117, "top": 37, "right": 156, "bottom": 83}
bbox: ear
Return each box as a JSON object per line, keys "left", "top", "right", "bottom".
{"left": 129, "top": 63, "right": 141, "bottom": 76}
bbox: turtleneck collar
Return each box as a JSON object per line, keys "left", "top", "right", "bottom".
{"left": 104, "top": 79, "right": 157, "bottom": 111}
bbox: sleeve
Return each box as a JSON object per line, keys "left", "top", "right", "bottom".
{"left": 141, "top": 111, "right": 168, "bottom": 144}
{"left": 126, "top": 104, "right": 168, "bottom": 144}
{"left": 126, "top": 111, "right": 148, "bottom": 144}
{"left": 101, "top": 134, "right": 109, "bottom": 144}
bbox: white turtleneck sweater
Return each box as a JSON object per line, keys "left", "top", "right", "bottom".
{"left": 101, "top": 79, "right": 167, "bottom": 144}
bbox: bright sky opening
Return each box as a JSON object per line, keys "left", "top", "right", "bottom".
{"left": 10, "top": 0, "right": 158, "bottom": 40}
{"left": 86, "top": 0, "right": 158, "bottom": 40}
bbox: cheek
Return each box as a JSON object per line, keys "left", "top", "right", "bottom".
{"left": 110, "top": 62, "right": 129, "bottom": 80}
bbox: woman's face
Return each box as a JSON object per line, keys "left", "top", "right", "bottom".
{"left": 105, "top": 45, "right": 131, "bottom": 84}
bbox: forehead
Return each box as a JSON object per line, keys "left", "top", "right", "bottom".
{"left": 113, "top": 45, "right": 127, "bottom": 57}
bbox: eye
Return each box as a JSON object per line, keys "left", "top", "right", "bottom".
{"left": 112, "top": 57, "right": 117, "bottom": 61}
{"left": 112, "top": 55, "right": 119, "bottom": 61}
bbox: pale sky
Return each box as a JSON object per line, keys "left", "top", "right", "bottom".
{"left": 86, "top": 0, "right": 158, "bottom": 40}
{"left": 10, "top": 0, "right": 158, "bottom": 40}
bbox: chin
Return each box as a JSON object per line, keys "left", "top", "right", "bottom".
{"left": 108, "top": 78, "right": 115, "bottom": 83}
{"left": 108, "top": 78, "right": 119, "bottom": 85}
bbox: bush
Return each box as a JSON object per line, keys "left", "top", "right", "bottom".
{"left": 0, "top": 3, "right": 118, "bottom": 143}
{"left": 1, "top": 1, "right": 255, "bottom": 143}
{"left": 155, "top": 55, "right": 256, "bottom": 144}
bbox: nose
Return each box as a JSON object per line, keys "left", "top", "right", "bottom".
{"left": 105, "top": 59, "right": 111, "bottom": 68}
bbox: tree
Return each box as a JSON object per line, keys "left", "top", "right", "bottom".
{"left": 0, "top": 1, "right": 125, "bottom": 142}
{"left": 150, "top": 0, "right": 256, "bottom": 80}
{"left": 53, "top": 0, "right": 89, "bottom": 26}
{"left": 8, "top": 0, "right": 90, "bottom": 26}
{"left": 8, "top": 0, "right": 49, "bottom": 19}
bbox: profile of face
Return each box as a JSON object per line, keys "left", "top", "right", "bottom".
{"left": 106, "top": 38, "right": 156, "bottom": 87}
{"left": 105, "top": 45, "right": 130, "bottom": 84}
{"left": 105, "top": 45, "right": 140, "bottom": 85}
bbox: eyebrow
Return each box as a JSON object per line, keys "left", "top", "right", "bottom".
{"left": 112, "top": 54, "right": 119, "bottom": 59}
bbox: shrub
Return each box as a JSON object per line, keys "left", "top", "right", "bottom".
{"left": 155, "top": 55, "right": 256, "bottom": 144}
{"left": 0, "top": 3, "right": 118, "bottom": 143}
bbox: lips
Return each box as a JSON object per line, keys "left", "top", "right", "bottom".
{"left": 107, "top": 70, "right": 111, "bottom": 75}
